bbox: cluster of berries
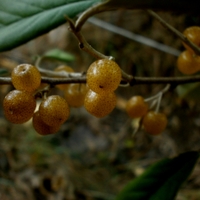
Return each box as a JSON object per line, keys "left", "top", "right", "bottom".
{"left": 3, "top": 64, "right": 70, "bottom": 135}
{"left": 3, "top": 59, "right": 122, "bottom": 136}
{"left": 3, "top": 59, "right": 167, "bottom": 136}
{"left": 54, "top": 59, "right": 122, "bottom": 118}
{"left": 177, "top": 26, "right": 200, "bottom": 75}
{"left": 126, "top": 96, "right": 167, "bottom": 135}
{"left": 85, "top": 59, "right": 121, "bottom": 117}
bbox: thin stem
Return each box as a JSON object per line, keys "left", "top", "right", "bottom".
{"left": 145, "top": 84, "right": 170, "bottom": 112}
{"left": 34, "top": 84, "right": 51, "bottom": 99}
{"left": 35, "top": 56, "right": 83, "bottom": 78}
{"left": 131, "top": 76, "right": 200, "bottom": 85}
{"left": 132, "top": 118, "right": 143, "bottom": 137}
{"left": 146, "top": 10, "right": 200, "bottom": 56}
{"left": 2, "top": 76, "right": 200, "bottom": 86}
{"left": 39, "top": 67, "right": 83, "bottom": 78}
{"left": 67, "top": 15, "right": 135, "bottom": 82}
{"left": 66, "top": 15, "right": 110, "bottom": 59}
{"left": 145, "top": 84, "right": 170, "bottom": 103}
{"left": 75, "top": 2, "right": 110, "bottom": 32}
{"left": 41, "top": 76, "right": 86, "bottom": 85}
{"left": 66, "top": 16, "right": 137, "bottom": 81}
{"left": 121, "top": 71, "right": 134, "bottom": 83}
{"left": 0, "top": 77, "right": 13, "bottom": 85}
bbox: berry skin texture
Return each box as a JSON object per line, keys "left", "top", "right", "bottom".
{"left": 39, "top": 95, "right": 70, "bottom": 127}
{"left": 11, "top": 64, "right": 41, "bottom": 92}
{"left": 87, "top": 59, "right": 121, "bottom": 94}
{"left": 54, "top": 65, "right": 74, "bottom": 90}
{"left": 32, "top": 111, "right": 60, "bottom": 135}
{"left": 64, "top": 84, "right": 88, "bottom": 107}
{"left": 183, "top": 26, "right": 200, "bottom": 53}
{"left": 143, "top": 111, "right": 168, "bottom": 135}
{"left": 126, "top": 96, "right": 148, "bottom": 118}
{"left": 177, "top": 50, "right": 200, "bottom": 74}
{"left": 3, "top": 90, "right": 36, "bottom": 124}
{"left": 84, "top": 89, "right": 117, "bottom": 118}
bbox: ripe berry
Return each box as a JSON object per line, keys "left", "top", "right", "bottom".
{"left": 84, "top": 89, "right": 116, "bottom": 118}
{"left": 87, "top": 59, "right": 121, "bottom": 93}
{"left": 3, "top": 90, "right": 36, "bottom": 124}
{"left": 143, "top": 111, "right": 167, "bottom": 135}
{"left": 39, "top": 95, "right": 70, "bottom": 127}
{"left": 177, "top": 50, "right": 200, "bottom": 74}
{"left": 126, "top": 96, "right": 148, "bottom": 118}
{"left": 183, "top": 26, "right": 200, "bottom": 53}
{"left": 32, "top": 111, "right": 60, "bottom": 135}
{"left": 64, "top": 83, "right": 88, "bottom": 107}
{"left": 54, "top": 65, "right": 74, "bottom": 90}
{"left": 11, "top": 64, "right": 41, "bottom": 92}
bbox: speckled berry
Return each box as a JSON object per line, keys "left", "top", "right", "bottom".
{"left": 39, "top": 95, "right": 70, "bottom": 127}
{"left": 3, "top": 90, "right": 36, "bottom": 124}
{"left": 183, "top": 26, "right": 200, "bottom": 53}
{"left": 84, "top": 89, "right": 116, "bottom": 118}
{"left": 64, "top": 83, "right": 88, "bottom": 107}
{"left": 11, "top": 64, "right": 41, "bottom": 92}
{"left": 143, "top": 111, "right": 167, "bottom": 135}
{"left": 126, "top": 96, "right": 148, "bottom": 118}
{"left": 177, "top": 50, "right": 200, "bottom": 74}
{"left": 32, "top": 111, "right": 60, "bottom": 135}
{"left": 87, "top": 59, "right": 121, "bottom": 93}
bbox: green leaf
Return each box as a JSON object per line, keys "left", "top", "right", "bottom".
{"left": 43, "top": 48, "right": 75, "bottom": 63}
{"left": 116, "top": 151, "right": 199, "bottom": 200}
{"left": 0, "top": 68, "right": 9, "bottom": 75}
{"left": 0, "top": 0, "right": 102, "bottom": 52}
{"left": 176, "top": 83, "right": 200, "bottom": 101}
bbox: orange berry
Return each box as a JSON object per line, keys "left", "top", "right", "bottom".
{"left": 183, "top": 26, "right": 200, "bottom": 53}
{"left": 32, "top": 111, "right": 60, "bottom": 135}
{"left": 64, "top": 83, "right": 88, "bottom": 107}
{"left": 143, "top": 111, "right": 167, "bottom": 135}
{"left": 87, "top": 59, "right": 121, "bottom": 93}
{"left": 126, "top": 96, "right": 148, "bottom": 118}
{"left": 11, "top": 64, "right": 41, "bottom": 92}
{"left": 39, "top": 95, "right": 70, "bottom": 127}
{"left": 84, "top": 89, "right": 116, "bottom": 118}
{"left": 3, "top": 90, "right": 36, "bottom": 124}
{"left": 54, "top": 65, "right": 74, "bottom": 90}
{"left": 177, "top": 50, "right": 200, "bottom": 74}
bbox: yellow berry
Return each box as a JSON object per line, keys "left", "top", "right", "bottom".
{"left": 3, "top": 90, "right": 36, "bottom": 124}
{"left": 183, "top": 26, "right": 200, "bottom": 53}
{"left": 87, "top": 59, "right": 121, "bottom": 93}
{"left": 54, "top": 65, "right": 74, "bottom": 90}
{"left": 143, "top": 111, "right": 167, "bottom": 135}
{"left": 177, "top": 50, "right": 200, "bottom": 74}
{"left": 84, "top": 89, "right": 116, "bottom": 118}
{"left": 126, "top": 96, "right": 148, "bottom": 118}
{"left": 32, "top": 111, "right": 60, "bottom": 135}
{"left": 11, "top": 64, "right": 41, "bottom": 92}
{"left": 39, "top": 95, "right": 70, "bottom": 127}
{"left": 64, "top": 83, "right": 88, "bottom": 107}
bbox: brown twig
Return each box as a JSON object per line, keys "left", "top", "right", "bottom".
{"left": 65, "top": 15, "right": 110, "bottom": 60}
{"left": 146, "top": 10, "right": 200, "bottom": 56}
{"left": 75, "top": 2, "right": 110, "bottom": 32}
{"left": 1, "top": 75, "right": 200, "bottom": 86}
{"left": 66, "top": 16, "right": 137, "bottom": 82}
